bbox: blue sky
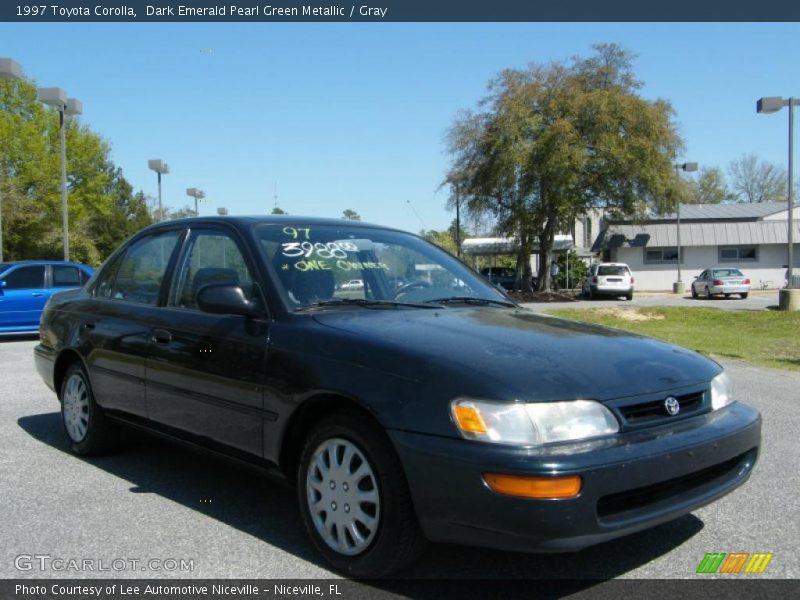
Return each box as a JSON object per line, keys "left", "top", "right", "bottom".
{"left": 2, "top": 22, "right": 799, "bottom": 233}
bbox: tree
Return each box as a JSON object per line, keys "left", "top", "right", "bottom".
{"left": 687, "top": 167, "right": 732, "bottom": 204}
{"left": 727, "top": 154, "right": 786, "bottom": 203}
{"left": 1, "top": 76, "right": 151, "bottom": 265}
{"left": 446, "top": 44, "right": 682, "bottom": 291}
{"left": 342, "top": 209, "right": 361, "bottom": 221}
{"left": 422, "top": 219, "right": 469, "bottom": 257}
{"left": 271, "top": 206, "right": 287, "bottom": 215}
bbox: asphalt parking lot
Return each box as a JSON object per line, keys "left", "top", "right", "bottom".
{"left": 521, "top": 290, "right": 777, "bottom": 313}
{"left": 1, "top": 336, "right": 797, "bottom": 581}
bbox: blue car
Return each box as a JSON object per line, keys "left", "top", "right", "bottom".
{"left": 0, "top": 261, "right": 94, "bottom": 334}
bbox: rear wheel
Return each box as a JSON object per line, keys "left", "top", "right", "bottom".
{"left": 297, "top": 413, "right": 426, "bottom": 577}
{"left": 741, "top": 293, "right": 749, "bottom": 299}
{"left": 705, "top": 286, "right": 713, "bottom": 300}
{"left": 60, "top": 362, "right": 114, "bottom": 456}
{"left": 724, "top": 293, "right": 731, "bottom": 299}
{"left": 625, "top": 292, "right": 633, "bottom": 301}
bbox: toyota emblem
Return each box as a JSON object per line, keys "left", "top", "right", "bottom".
{"left": 664, "top": 396, "right": 680, "bottom": 416}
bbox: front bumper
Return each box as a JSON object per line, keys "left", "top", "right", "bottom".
{"left": 390, "top": 402, "right": 760, "bottom": 553}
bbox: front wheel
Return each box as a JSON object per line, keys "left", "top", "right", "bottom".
{"left": 60, "top": 362, "right": 114, "bottom": 456}
{"left": 691, "top": 285, "right": 698, "bottom": 299}
{"left": 297, "top": 414, "right": 426, "bottom": 577}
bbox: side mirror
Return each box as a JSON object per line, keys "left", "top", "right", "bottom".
{"left": 0, "top": 280, "right": 6, "bottom": 289}
{"left": 197, "top": 284, "right": 262, "bottom": 318}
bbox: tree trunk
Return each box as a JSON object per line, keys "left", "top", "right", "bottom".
{"left": 536, "top": 219, "right": 556, "bottom": 292}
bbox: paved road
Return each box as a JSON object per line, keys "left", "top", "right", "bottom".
{"left": 521, "top": 290, "right": 777, "bottom": 313}
{"left": 1, "top": 337, "right": 797, "bottom": 581}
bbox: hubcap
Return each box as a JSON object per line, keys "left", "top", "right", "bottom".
{"left": 63, "top": 373, "right": 90, "bottom": 442}
{"left": 305, "top": 437, "right": 380, "bottom": 556}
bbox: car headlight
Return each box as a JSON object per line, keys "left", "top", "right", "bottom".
{"left": 710, "top": 371, "right": 734, "bottom": 410}
{"left": 451, "top": 398, "right": 619, "bottom": 446}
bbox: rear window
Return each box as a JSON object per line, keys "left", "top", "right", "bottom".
{"left": 712, "top": 269, "right": 743, "bottom": 278}
{"left": 597, "top": 266, "right": 629, "bottom": 276}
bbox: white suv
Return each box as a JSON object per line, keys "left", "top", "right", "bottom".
{"left": 583, "top": 263, "right": 635, "bottom": 300}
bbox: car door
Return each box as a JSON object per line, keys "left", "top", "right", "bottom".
{"left": 694, "top": 270, "right": 707, "bottom": 293}
{"left": 83, "top": 230, "right": 184, "bottom": 418}
{"left": 144, "top": 226, "right": 269, "bottom": 456}
{"left": 0, "top": 265, "right": 47, "bottom": 330}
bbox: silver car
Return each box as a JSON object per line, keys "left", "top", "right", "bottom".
{"left": 691, "top": 268, "right": 751, "bottom": 299}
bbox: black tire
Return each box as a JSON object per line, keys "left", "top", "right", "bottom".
{"left": 60, "top": 362, "right": 114, "bottom": 456}
{"left": 724, "top": 293, "right": 731, "bottom": 299}
{"left": 297, "top": 413, "right": 427, "bottom": 577}
{"left": 705, "top": 286, "right": 713, "bottom": 300}
{"left": 691, "top": 285, "right": 698, "bottom": 299}
{"left": 741, "top": 293, "right": 749, "bottom": 299}
{"left": 625, "top": 292, "right": 633, "bottom": 301}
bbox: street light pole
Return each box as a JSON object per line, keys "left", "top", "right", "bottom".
{"left": 38, "top": 88, "right": 82, "bottom": 261}
{"left": 148, "top": 160, "right": 170, "bottom": 221}
{"left": 0, "top": 58, "right": 24, "bottom": 263}
{"left": 186, "top": 188, "right": 205, "bottom": 216}
{"left": 673, "top": 162, "right": 697, "bottom": 294}
{"left": 757, "top": 96, "right": 799, "bottom": 310}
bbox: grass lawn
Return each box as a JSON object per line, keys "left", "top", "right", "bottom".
{"left": 546, "top": 306, "right": 800, "bottom": 372}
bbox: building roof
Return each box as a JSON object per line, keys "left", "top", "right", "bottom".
{"left": 614, "top": 202, "right": 794, "bottom": 223}
{"left": 461, "top": 235, "right": 574, "bottom": 256}
{"left": 594, "top": 220, "right": 800, "bottom": 250}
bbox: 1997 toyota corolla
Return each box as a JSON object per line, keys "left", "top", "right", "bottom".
{"left": 34, "top": 216, "right": 761, "bottom": 577}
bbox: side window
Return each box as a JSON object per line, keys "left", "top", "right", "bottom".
{"left": 3, "top": 266, "right": 45, "bottom": 289}
{"left": 170, "top": 230, "right": 255, "bottom": 310}
{"left": 51, "top": 266, "right": 82, "bottom": 288}
{"left": 80, "top": 270, "right": 92, "bottom": 285}
{"left": 106, "top": 231, "right": 181, "bottom": 305}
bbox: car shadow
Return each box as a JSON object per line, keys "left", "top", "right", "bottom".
{"left": 0, "top": 333, "right": 39, "bottom": 343}
{"left": 17, "top": 411, "right": 704, "bottom": 589}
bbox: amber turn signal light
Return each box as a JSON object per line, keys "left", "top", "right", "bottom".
{"left": 453, "top": 404, "right": 488, "bottom": 434}
{"left": 484, "top": 473, "right": 582, "bottom": 499}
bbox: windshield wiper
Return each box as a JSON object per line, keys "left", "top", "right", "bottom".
{"left": 296, "top": 298, "right": 442, "bottom": 311}
{"left": 426, "top": 296, "right": 517, "bottom": 308}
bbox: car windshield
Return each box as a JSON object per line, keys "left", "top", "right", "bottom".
{"left": 597, "top": 266, "right": 629, "bottom": 276}
{"left": 254, "top": 223, "right": 511, "bottom": 310}
{"left": 712, "top": 269, "right": 744, "bottom": 278}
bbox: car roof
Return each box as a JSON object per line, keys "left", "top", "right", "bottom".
{"left": 138, "top": 215, "right": 411, "bottom": 236}
{"left": 594, "top": 262, "right": 630, "bottom": 267}
{"left": 0, "top": 260, "right": 91, "bottom": 269}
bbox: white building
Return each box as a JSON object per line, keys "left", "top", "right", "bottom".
{"left": 593, "top": 203, "right": 800, "bottom": 291}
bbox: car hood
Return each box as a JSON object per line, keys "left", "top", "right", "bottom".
{"left": 311, "top": 307, "right": 720, "bottom": 402}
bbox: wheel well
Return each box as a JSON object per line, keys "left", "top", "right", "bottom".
{"left": 280, "top": 394, "right": 382, "bottom": 486}
{"left": 53, "top": 350, "right": 84, "bottom": 400}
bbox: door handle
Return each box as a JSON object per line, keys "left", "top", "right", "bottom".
{"left": 82, "top": 321, "right": 96, "bottom": 330}
{"left": 151, "top": 329, "right": 172, "bottom": 345}
{"left": 31, "top": 292, "right": 44, "bottom": 297}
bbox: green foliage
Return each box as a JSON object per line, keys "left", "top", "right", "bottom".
{"left": 687, "top": 167, "right": 732, "bottom": 204}
{"left": 446, "top": 43, "right": 683, "bottom": 291}
{"left": 342, "top": 209, "right": 361, "bottom": 221}
{"left": 271, "top": 206, "right": 287, "bottom": 215}
{"left": 0, "top": 77, "right": 151, "bottom": 265}
{"left": 422, "top": 220, "right": 468, "bottom": 257}
{"left": 553, "top": 250, "right": 588, "bottom": 289}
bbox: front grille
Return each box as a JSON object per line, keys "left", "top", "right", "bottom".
{"left": 618, "top": 391, "right": 705, "bottom": 425}
{"left": 597, "top": 450, "right": 753, "bottom": 520}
